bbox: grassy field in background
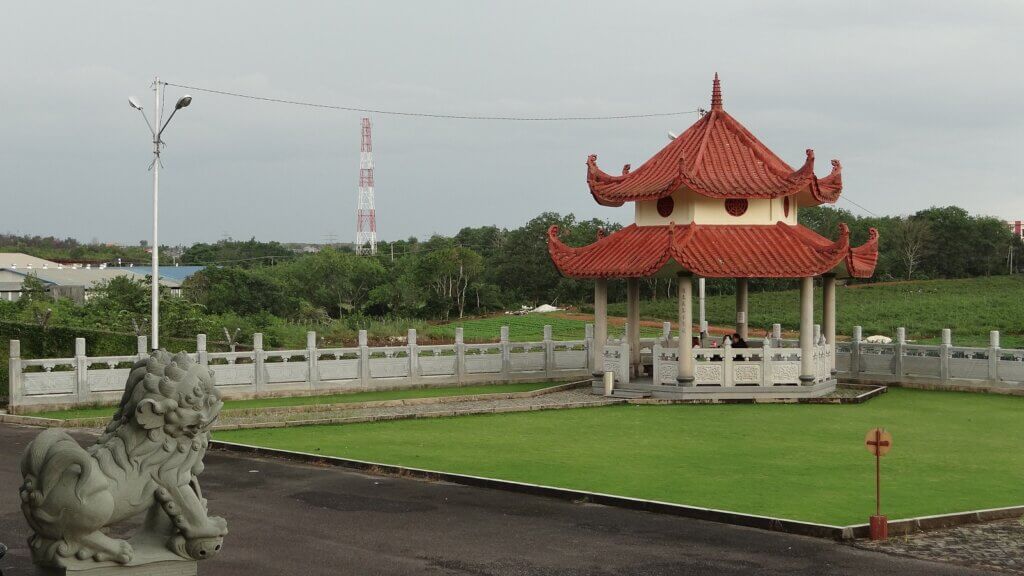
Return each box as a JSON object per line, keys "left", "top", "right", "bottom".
{"left": 216, "top": 388, "right": 1024, "bottom": 526}
{"left": 32, "top": 381, "right": 555, "bottom": 420}
{"left": 429, "top": 314, "right": 664, "bottom": 342}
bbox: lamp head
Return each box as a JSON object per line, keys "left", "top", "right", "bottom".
{"left": 128, "top": 96, "right": 143, "bottom": 110}
{"left": 175, "top": 95, "right": 193, "bottom": 110}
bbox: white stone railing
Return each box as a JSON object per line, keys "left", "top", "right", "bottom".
{"left": 836, "top": 326, "right": 1024, "bottom": 390}
{"left": 602, "top": 335, "right": 831, "bottom": 388}
{"left": 6, "top": 324, "right": 593, "bottom": 413}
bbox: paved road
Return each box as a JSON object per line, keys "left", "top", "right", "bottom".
{"left": 0, "top": 424, "right": 997, "bottom": 575}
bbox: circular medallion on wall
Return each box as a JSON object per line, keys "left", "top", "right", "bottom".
{"left": 656, "top": 196, "right": 674, "bottom": 218}
{"left": 725, "top": 198, "right": 748, "bottom": 217}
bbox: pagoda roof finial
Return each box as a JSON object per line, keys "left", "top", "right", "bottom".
{"left": 711, "top": 73, "right": 723, "bottom": 110}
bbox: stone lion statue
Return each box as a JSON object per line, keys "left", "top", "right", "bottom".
{"left": 19, "top": 350, "right": 227, "bottom": 569}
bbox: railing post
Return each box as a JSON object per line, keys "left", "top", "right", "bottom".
{"left": 894, "top": 327, "right": 906, "bottom": 379}
{"left": 662, "top": 321, "right": 671, "bottom": 341}
{"left": 772, "top": 323, "right": 782, "bottom": 347}
{"left": 584, "top": 323, "right": 594, "bottom": 374}
{"left": 939, "top": 328, "right": 951, "bottom": 382}
{"left": 813, "top": 324, "right": 822, "bottom": 346}
{"left": 723, "top": 338, "right": 734, "bottom": 387}
{"left": 543, "top": 325, "right": 554, "bottom": 379}
{"left": 136, "top": 335, "right": 148, "bottom": 360}
{"left": 851, "top": 326, "right": 862, "bottom": 377}
{"left": 760, "top": 338, "right": 771, "bottom": 386}
{"left": 196, "top": 333, "right": 208, "bottom": 368}
{"left": 75, "top": 337, "right": 88, "bottom": 403}
{"left": 407, "top": 328, "right": 419, "bottom": 380}
{"left": 307, "top": 331, "right": 319, "bottom": 389}
{"left": 988, "top": 330, "right": 1000, "bottom": 382}
{"left": 619, "top": 336, "right": 630, "bottom": 385}
{"left": 358, "top": 330, "right": 370, "bottom": 387}
{"left": 500, "top": 325, "right": 511, "bottom": 381}
{"left": 455, "top": 327, "right": 465, "bottom": 384}
{"left": 652, "top": 339, "right": 663, "bottom": 385}
{"left": 9, "top": 340, "right": 24, "bottom": 410}
{"left": 253, "top": 333, "right": 266, "bottom": 393}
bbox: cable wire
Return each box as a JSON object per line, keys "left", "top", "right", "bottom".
{"left": 162, "top": 81, "right": 700, "bottom": 121}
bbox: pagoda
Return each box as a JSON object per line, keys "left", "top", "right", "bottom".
{"left": 548, "top": 75, "right": 878, "bottom": 399}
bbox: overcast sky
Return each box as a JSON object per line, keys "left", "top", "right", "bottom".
{"left": 1, "top": 1, "right": 1021, "bottom": 245}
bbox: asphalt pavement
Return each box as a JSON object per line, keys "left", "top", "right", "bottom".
{"left": 0, "top": 424, "right": 999, "bottom": 575}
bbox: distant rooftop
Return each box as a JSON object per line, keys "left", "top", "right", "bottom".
{"left": 0, "top": 253, "right": 61, "bottom": 269}
{"left": 128, "top": 265, "right": 205, "bottom": 282}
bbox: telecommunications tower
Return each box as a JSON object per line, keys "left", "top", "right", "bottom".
{"left": 355, "top": 117, "right": 377, "bottom": 254}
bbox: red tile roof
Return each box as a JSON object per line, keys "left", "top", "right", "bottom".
{"left": 548, "top": 223, "right": 878, "bottom": 279}
{"left": 587, "top": 74, "right": 843, "bottom": 207}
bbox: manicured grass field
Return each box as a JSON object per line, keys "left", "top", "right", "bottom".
{"left": 32, "top": 381, "right": 555, "bottom": 420}
{"left": 215, "top": 388, "right": 1024, "bottom": 525}
{"left": 430, "top": 314, "right": 663, "bottom": 342}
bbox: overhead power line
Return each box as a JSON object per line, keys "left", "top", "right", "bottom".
{"left": 163, "top": 81, "right": 701, "bottom": 121}
{"left": 839, "top": 195, "right": 880, "bottom": 218}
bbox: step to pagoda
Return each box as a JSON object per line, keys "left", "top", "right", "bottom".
{"left": 608, "top": 389, "right": 651, "bottom": 399}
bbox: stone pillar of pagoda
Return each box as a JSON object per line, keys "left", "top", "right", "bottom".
{"left": 736, "top": 278, "right": 749, "bottom": 340}
{"left": 822, "top": 273, "right": 837, "bottom": 374}
{"left": 799, "top": 276, "right": 815, "bottom": 383}
{"left": 626, "top": 278, "right": 641, "bottom": 376}
{"left": 677, "top": 272, "right": 694, "bottom": 384}
{"left": 593, "top": 278, "right": 608, "bottom": 376}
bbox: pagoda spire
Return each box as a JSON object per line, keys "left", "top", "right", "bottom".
{"left": 711, "top": 73, "right": 723, "bottom": 110}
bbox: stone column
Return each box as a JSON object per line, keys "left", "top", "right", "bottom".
{"left": 358, "top": 330, "right": 370, "bottom": 386}
{"left": 500, "top": 325, "right": 511, "bottom": 380}
{"left": 136, "top": 335, "right": 148, "bottom": 359}
{"left": 584, "top": 323, "right": 594, "bottom": 373}
{"left": 735, "top": 278, "right": 749, "bottom": 340}
{"left": 9, "top": 340, "right": 24, "bottom": 410}
{"left": 306, "top": 331, "right": 319, "bottom": 388}
{"left": 543, "top": 324, "right": 554, "bottom": 379}
{"left": 895, "top": 327, "right": 906, "bottom": 379}
{"left": 939, "top": 328, "right": 951, "bottom": 381}
{"left": 822, "top": 273, "right": 837, "bottom": 373}
{"left": 851, "top": 325, "right": 862, "bottom": 377}
{"left": 677, "top": 272, "right": 694, "bottom": 384}
{"left": 626, "top": 278, "right": 640, "bottom": 376}
{"left": 455, "top": 327, "right": 466, "bottom": 384}
{"left": 988, "top": 330, "right": 1000, "bottom": 382}
{"left": 253, "top": 333, "right": 266, "bottom": 393}
{"left": 593, "top": 279, "right": 608, "bottom": 377}
{"left": 196, "top": 333, "right": 208, "bottom": 368}
{"left": 799, "top": 276, "right": 815, "bottom": 384}
{"left": 75, "top": 337, "right": 88, "bottom": 403}
{"left": 407, "top": 328, "right": 420, "bottom": 380}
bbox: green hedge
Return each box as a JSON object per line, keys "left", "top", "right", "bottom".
{"left": 0, "top": 322, "right": 205, "bottom": 400}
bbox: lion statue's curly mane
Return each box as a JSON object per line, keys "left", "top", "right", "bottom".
{"left": 20, "top": 350, "right": 227, "bottom": 568}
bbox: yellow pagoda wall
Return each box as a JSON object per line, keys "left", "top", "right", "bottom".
{"left": 634, "top": 190, "right": 798, "bottom": 227}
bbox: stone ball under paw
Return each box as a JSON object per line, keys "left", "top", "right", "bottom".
{"left": 185, "top": 536, "right": 223, "bottom": 560}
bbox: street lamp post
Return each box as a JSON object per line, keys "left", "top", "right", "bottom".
{"left": 129, "top": 76, "right": 191, "bottom": 350}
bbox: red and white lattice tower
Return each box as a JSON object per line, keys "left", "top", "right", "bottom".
{"left": 355, "top": 117, "right": 377, "bottom": 254}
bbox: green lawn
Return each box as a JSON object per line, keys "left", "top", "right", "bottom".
{"left": 215, "top": 388, "right": 1024, "bottom": 526}
{"left": 32, "top": 381, "right": 555, "bottom": 420}
{"left": 430, "top": 314, "right": 663, "bottom": 342}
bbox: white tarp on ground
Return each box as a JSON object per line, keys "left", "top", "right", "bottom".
{"left": 531, "top": 304, "right": 561, "bottom": 313}
{"left": 865, "top": 335, "right": 893, "bottom": 343}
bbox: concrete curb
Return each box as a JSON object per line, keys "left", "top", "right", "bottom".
{"left": 209, "top": 440, "right": 854, "bottom": 540}
{"left": 209, "top": 440, "right": 1024, "bottom": 542}
{"left": 17, "top": 380, "right": 592, "bottom": 430}
{"left": 210, "top": 396, "right": 624, "bottom": 431}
